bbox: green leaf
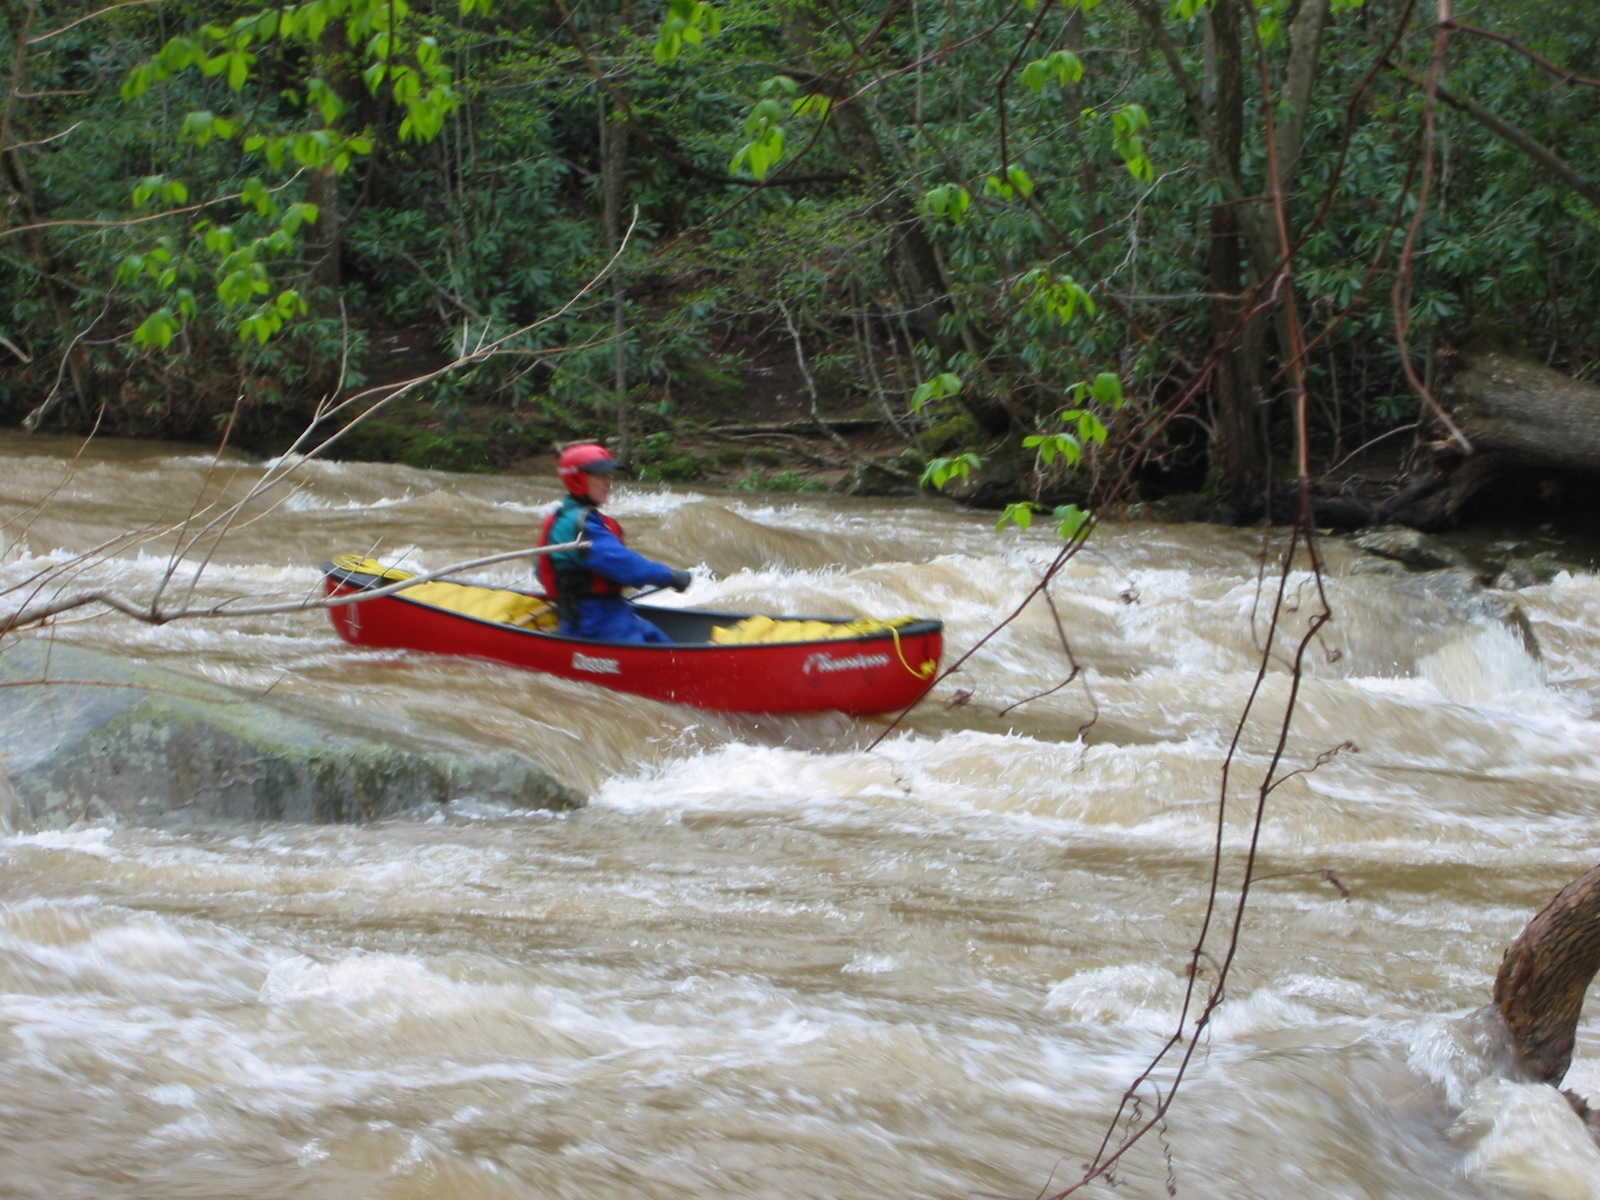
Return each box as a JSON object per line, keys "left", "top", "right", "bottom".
{"left": 1073, "top": 409, "right": 1109, "bottom": 445}
{"left": 156, "top": 37, "right": 200, "bottom": 75}
{"left": 300, "top": 0, "right": 330, "bottom": 42}
{"left": 122, "top": 63, "right": 154, "bottom": 102}
{"left": 227, "top": 50, "right": 254, "bottom": 90}
{"left": 281, "top": 202, "right": 320, "bottom": 234}
{"left": 919, "top": 452, "right": 981, "bottom": 491}
{"left": 307, "top": 77, "right": 345, "bottom": 124}
{"left": 732, "top": 126, "right": 785, "bottom": 180}
{"left": 654, "top": 0, "right": 720, "bottom": 62}
{"left": 1051, "top": 50, "right": 1085, "bottom": 84}
{"left": 983, "top": 173, "right": 1014, "bottom": 202}
{"left": 1089, "top": 372, "right": 1123, "bottom": 408}
{"left": 202, "top": 224, "right": 235, "bottom": 254}
{"left": 793, "top": 94, "right": 832, "bottom": 120}
{"left": 910, "top": 372, "right": 963, "bottom": 413}
{"left": 1018, "top": 270, "right": 1097, "bottom": 325}
{"left": 922, "top": 183, "right": 970, "bottom": 223}
{"left": 1023, "top": 432, "right": 1082, "bottom": 467}
{"left": 133, "top": 308, "right": 179, "bottom": 350}
{"left": 392, "top": 65, "right": 421, "bottom": 105}
{"left": 744, "top": 97, "right": 783, "bottom": 137}
{"left": 240, "top": 177, "right": 274, "bottom": 217}
{"left": 997, "top": 502, "right": 1037, "bottom": 531}
{"left": 180, "top": 110, "right": 217, "bottom": 145}
{"left": 1024, "top": 49, "right": 1085, "bottom": 92}
{"left": 130, "top": 175, "right": 163, "bottom": 208}
{"left": 273, "top": 289, "right": 308, "bottom": 319}
{"left": 1053, "top": 505, "right": 1092, "bottom": 541}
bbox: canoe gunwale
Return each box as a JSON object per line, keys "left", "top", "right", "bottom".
{"left": 320, "top": 561, "right": 943, "bottom": 651}
{"left": 317, "top": 560, "right": 944, "bottom": 715}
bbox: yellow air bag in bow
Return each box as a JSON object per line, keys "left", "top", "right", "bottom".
{"left": 399, "top": 580, "right": 557, "bottom": 630}
{"left": 332, "top": 555, "right": 557, "bottom": 631}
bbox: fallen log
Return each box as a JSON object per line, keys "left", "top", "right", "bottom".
{"left": 1379, "top": 348, "right": 1600, "bottom": 530}
{"left": 1442, "top": 349, "right": 1600, "bottom": 471}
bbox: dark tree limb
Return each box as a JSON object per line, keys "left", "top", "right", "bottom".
{"left": 1493, "top": 864, "right": 1600, "bottom": 1132}
{"left": 1389, "top": 67, "right": 1600, "bottom": 212}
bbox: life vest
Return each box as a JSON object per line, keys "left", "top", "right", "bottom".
{"left": 538, "top": 496, "right": 626, "bottom": 626}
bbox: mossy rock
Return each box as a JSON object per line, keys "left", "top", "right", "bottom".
{"left": 844, "top": 459, "right": 920, "bottom": 498}
{"left": 913, "top": 411, "right": 980, "bottom": 456}
{"left": 0, "top": 640, "right": 582, "bottom": 830}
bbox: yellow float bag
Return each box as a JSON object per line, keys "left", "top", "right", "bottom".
{"left": 710, "top": 613, "right": 936, "bottom": 678}
{"left": 331, "top": 555, "right": 558, "bottom": 631}
{"left": 710, "top": 614, "right": 917, "bottom": 644}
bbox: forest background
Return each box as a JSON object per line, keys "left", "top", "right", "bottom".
{"left": 3, "top": 0, "right": 1597, "bottom": 533}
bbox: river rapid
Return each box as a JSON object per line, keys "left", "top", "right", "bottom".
{"left": 2, "top": 432, "right": 1599, "bottom": 1200}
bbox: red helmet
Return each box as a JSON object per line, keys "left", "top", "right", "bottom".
{"left": 556, "top": 442, "right": 618, "bottom": 497}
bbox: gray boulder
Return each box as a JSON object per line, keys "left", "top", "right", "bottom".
{"left": 0, "top": 639, "right": 582, "bottom": 831}
{"left": 1352, "top": 526, "right": 1471, "bottom": 572}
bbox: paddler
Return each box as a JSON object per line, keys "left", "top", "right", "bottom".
{"left": 536, "top": 442, "right": 692, "bottom": 643}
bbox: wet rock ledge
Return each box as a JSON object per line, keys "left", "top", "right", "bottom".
{"left": 0, "top": 639, "right": 582, "bottom": 831}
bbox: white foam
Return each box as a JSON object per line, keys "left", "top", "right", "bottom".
{"left": 1454, "top": 1078, "right": 1600, "bottom": 1199}
{"left": 4, "top": 826, "right": 119, "bottom": 855}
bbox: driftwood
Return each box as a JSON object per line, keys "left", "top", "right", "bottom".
{"left": 1492, "top": 863, "right": 1600, "bottom": 1139}
{"left": 1440, "top": 350, "right": 1600, "bottom": 471}
{"left": 1380, "top": 349, "right": 1600, "bottom": 530}
{"left": 1259, "top": 349, "right": 1600, "bottom": 531}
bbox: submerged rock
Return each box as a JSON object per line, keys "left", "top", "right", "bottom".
{"left": 0, "top": 639, "right": 582, "bottom": 831}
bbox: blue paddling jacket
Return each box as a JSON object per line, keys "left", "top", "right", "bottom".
{"left": 537, "top": 496, "right": 677, "bottom": 643}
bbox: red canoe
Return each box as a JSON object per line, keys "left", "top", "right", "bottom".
{"left": 321, "top": 558, "right": 943, "bottom": 716}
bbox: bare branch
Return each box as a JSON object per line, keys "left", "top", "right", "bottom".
{"left": 27, "top": 0, "right": 164, "bottom": 45}
{"left": 0, "top": 171, "right": 310, "bottom": 242}
{"left": 1442, "top": 19, "right": 1600, "bottom": 90}
{"left": 1, "top": 543, "right": 583, "bottom": 636}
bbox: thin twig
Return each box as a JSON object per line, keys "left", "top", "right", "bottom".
{"left": 0, "top": 543, "right": 582, "bottom": 636}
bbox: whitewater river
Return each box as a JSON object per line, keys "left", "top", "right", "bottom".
{"left": 2, "top": 432, "right": 1599, "bottom": 1199}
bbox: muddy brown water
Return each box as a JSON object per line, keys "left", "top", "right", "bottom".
{"left": 2, "top": 433, "right": 1599, "bottom": 1199}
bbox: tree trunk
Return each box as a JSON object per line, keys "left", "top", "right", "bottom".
{"left": 306, "top": 24, "right": 354, "bottom": 295}
{"left": 1204, "top": 0, "right": 1269, "bottom": 507}
{"left": 1137, "top": 0, "right": 1331, "bottom": 509}
{"left": 1492, "top": 863, "right": 1600, "bottom": 1137}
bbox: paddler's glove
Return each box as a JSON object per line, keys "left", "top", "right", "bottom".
{"left": 668, "top": 568, "right": 692, "bottom": 592}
